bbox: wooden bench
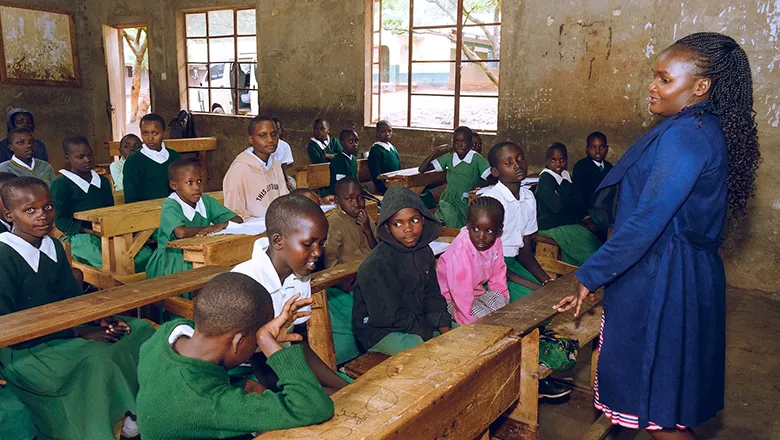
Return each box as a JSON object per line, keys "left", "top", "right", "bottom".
{"left": 72, "top": 191, "right": 223, "bottom": 288}
{"left": 0, "top": 265, "right": 229, "bottom": 349}
{"left": 167, "top": 201, "right": 379, "bottom": 269}
{"left": 378, "top": 167, "right": 445, "bottom": 194}
{"left": 295, "top": 159, "right": 373, "bottom": 193}
{"left": 106, "top": 137, "right": 217, "bottom": 182}
{"left": 255, "top": 323, "right": 522, "bottom": 440}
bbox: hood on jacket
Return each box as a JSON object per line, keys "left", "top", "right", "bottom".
{"left": 7, "top": 108, "right": 34, "bottom": 132}
{"left": 233, "top": 148, "right": 274, "bottom": 172}
{"left": 377, "top": 184, "right": 441, "bottom": 252}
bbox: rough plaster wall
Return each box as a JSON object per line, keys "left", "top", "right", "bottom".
{"left": 25, "top": 0, "right": 780, "bottom": 291}
{"left": 0, "top": 0, "right": 99, "bottom": 170}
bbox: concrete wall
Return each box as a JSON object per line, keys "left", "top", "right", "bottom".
{"left": 2, "top": 0, "right": 777, "bottom": 291}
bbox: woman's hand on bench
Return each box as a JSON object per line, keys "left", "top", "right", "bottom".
{"left": 553, "top": 281, "right": 595, "bottom": 317}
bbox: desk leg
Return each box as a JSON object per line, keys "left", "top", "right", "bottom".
{"left": 198, "top": 151, "right": 209, "bottom": 183}
{"left": 113, "top": 233, "right": 135, "bottom": 275}
{"left": 307, "top": 289, "right": 337, "bottom": 371}
{"left": 101, "top": 236, "right": 115, "bottom": 272}
{"left": 494, "top": 329, "right": 540, "bottom": 440}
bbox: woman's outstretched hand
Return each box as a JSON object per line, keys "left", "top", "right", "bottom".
{"left": 553, "top": 282, "right": 595, "bottom": 317}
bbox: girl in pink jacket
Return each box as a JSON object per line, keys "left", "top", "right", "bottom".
{"left": 436, "top": 197, "right": 510, "bottom": 324}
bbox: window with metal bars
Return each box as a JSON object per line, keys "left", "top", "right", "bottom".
{"left": 369, "top": 0, "right": 501, "bottom": 132}
{"left": 184, "top": 8, "right": 259, "bottom": 115}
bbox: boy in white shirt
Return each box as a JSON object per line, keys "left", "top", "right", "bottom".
{"left": 272, "top": 117, "right": 296, "bottom": 191}
{"left": 232, "top": 193, "right": 349, "bottom": 394}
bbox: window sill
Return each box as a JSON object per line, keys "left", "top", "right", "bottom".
{"left": 364, "top": 124, "right": 497, "bottom": 136}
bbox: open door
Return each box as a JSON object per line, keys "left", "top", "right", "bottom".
{"left": 103, "top": 25, "right": 125, "bottom": 142}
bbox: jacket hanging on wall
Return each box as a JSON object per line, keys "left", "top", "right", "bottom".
{"left": 168, "top": 111, "right": 196, "bottom": 139}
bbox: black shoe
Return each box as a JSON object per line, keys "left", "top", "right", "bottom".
{"left": 538, "top": 378, "right": 572, "bottom": 400}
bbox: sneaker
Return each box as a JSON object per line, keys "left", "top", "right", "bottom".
{"left": 538, "top": 378, "right": 572, "bottom": 400}
{"left": 120, "top": 413, "right": 139, "bottom": 439}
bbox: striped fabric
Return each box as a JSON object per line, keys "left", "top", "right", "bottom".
{"left": 446, "top": 289, "right": 509, "bottom": 321}
{"left": 593, "top": 312, "right": 687, "bottom": 431}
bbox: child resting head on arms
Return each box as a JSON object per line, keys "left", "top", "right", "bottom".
{"left": 136, "top": 272, "right": 333, "bottom": 439}
{"left": 146, "top": 160, "right": 242, "bottom": 279}
{"left": 352, "top": 185, "right": 451, "bottom": 356}
{"left": 437, "top": 197, "right": 510, "bottom": 325}
{"left": 0, "top": 176, "right": 155, "bottom": 439}
{"left": 110, "top": 133, "right": 141, "bottom": 191}
{"left": 232, "top": 194, "right": 350, "bottom": 394}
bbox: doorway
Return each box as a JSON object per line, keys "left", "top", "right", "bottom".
{"left": 103, "top": 25, "right": 151, "bottom": 141}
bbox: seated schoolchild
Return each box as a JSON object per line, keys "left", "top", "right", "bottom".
{"left": 0, "top": 177, "right": 155, "bottom": 439}
{"left": 535, "top": 142, "right": 601, "bottom": 266}
{"left": 52, "top": 136, "right": 151, "bottom": 270}
{"left": 123, "top": 113, "right": 182, "bottom": 203}
{"left": 0, "top": 128, "right": 55, "bottom": 186}
{"left": 272, "top": 117, "right": 296, "bottom": 190}
{"left": 367, "top": 120, "right": 399, "bottom": 194}
{"left": 437, "top": 197, "right": 509, "bottom": 325}
{"left": 0, "top": 172, "right": 16, "bottom": 233}
{"left": 223, "top": 116, "right": 290, "bottom": 220}
{"left": 307, "top": 119, "right": 342, "bottom": 164}
{"left": 146, "top": 160, "right": 241, "bottom": 279}
{"left": 472, "top": 132, "right": 483, "bottom": 154}
{"left": 477, "top": 141, "right": 553, "bottom": 300}
{"left": 0, "top": 109, "right": 48, "bottom": 163}
{"left": 352, "top": 185, "right": 451, "bottom": 356}
{"left": 0, "top": 377, "right": 35, "bottom": 440}
{"left": 232, "top": 194, "right": 350, "bottom": 393}
{"left": 110, "top": 134, "right": 142, "bottom": 191}
{"left": 418, "top": 125, "right": 490, "bottom": 228}
{"left": 323, "top": 177, "right": 378, "bottom": 364}
{"left": 137, "top": 272, "right": 334, "bottom": 440}
{"left": 572, "top": 131, "right": 613, "bottom": 220}
{"left": 329, "top": 129, "right": 360, "bottom": 195}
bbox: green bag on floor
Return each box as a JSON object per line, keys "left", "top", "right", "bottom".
{"left": 538, "top": 328, "right": 579, "bottom": 372}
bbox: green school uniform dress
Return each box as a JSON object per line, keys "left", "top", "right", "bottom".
{"left": 0, "top": 233, "right": 155, "bottom": 440}
{"left": 307, "top": 136, "right": 343, "bottom": 164}
{"left": 0, "top": 380, "right": 35, "bottom": 440}
{"left": 0, "top": 156, "right": 55, "bottom": 186}
{"left": 146, "top": 193, "right": 237, "bottom": 280}
{"left": 329, "top": 152, "right": 358, "bottom": 194}
{"left": 367, "top": 141, "right": 401, "bottom": 194}
{"left": 535, "top": 169, "right": 601, "bottom": 266}
{"left": 431, "top": 150, "right": 491, "bottom": 228}
{"left": 122, "top": 144, "right": 181, "bottom": 203}
{"left": 52, "top": 170, "right": 151, "bottom": 270}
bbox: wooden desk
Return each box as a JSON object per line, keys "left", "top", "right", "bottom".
{"left": 256, "top": 324, "right": 521, "bottom": 440}
{"left": 378, "top": 167, "right": 445, "bottom": 194}
{"left": 107, "top": 137, "right": 217, "bottom": 181}
{"left": 295, "top": 159, "right": 373, "bottom": 192}
{"left": 169, "top": 201, "right": 378, "bottom": 269}
{"left": 0, "top": 265, "right": 228, "bottom": 349}
{"left": 74, "top": 191, "right": 223, "bottom": 277}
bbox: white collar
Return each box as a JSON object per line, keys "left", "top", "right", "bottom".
{"left": 310, "top": 137, "right": 329, "bottom": 150}
{"left": 11, "top": 155, "right": 34, "bottom": 171}
{"left": 341, "top": 152, "right": 354, "bottom": 160}
{"left": 168, "top": 192, "right": 208, "bottom": 222}
{"left": 592, "top": 159, "right": 604, "bottom": 168}
{"left": 0, "top": 232, "right": 57, "bottom": 272}
{"left": 58, "top": 169, "right": 101, "bottom": 193}
{"left": 374, "top": 141, "right": 395, "bottom": 152}
{"left": 483, "top": 180, "right": 535, "bottom": 203}
{"left": 452, "top": 149, "right": 476, "bottom": 167}
{"left": 140, "top": 143, "right": 170, "bottom": 164}
{"left": 0, "top": 218, "right": 10, "bottom": 230}
{"left": 246, "top": 147, "right": 273, "bottom": 171}
{"left": 167, "top": 324, "right": 195, "bottom": 346}
{"left": 245, "top": 237, "right": 310, "bottom": 291}
{"left": 540, "top": 168, "right": 572, "bottom": 185}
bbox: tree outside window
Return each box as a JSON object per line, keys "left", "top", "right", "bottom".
{"left": 370, "top": 0, "right": 500, "bottom": 132}
{"left": 184, "top": 9, "right": 259, "bottom": 115}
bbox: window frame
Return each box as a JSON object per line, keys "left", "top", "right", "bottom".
{"left": 182, "top": 7, "right": 258, "bottom": 116}
{"left": 369, "top": 0, "right": 501, "bottom": 132}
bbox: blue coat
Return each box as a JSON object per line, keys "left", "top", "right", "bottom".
{"left": 576, "top": 101, "right": 727, "bottom": 429}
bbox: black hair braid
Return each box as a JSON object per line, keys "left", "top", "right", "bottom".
{"left": 676, "top": 32, "right": 760, "bottom": 217}
{"left": 468, "top": 196, "right": 505, "bottom": 228}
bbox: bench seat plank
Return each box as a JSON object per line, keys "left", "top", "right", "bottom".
{"left": 256, "top": 324, "right": 521, "bottom": 440}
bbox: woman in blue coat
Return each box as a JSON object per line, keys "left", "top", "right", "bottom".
{"left": 555, "top": 33, "right": 761, "bottom": 438}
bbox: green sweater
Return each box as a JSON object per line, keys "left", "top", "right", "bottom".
{"left": 123, "top": 149, "right": 181, "bottom": 203}
{"left": 367, "top": 142, "right": 401, "bottom": 194}
{"left": 137, "top": 320, "right": 334, "bottom": 439}
{"left": 534, "top": 172, "right": 584, "bottom": 230}
{"left": 307, "top": 137, "right": 342, "bottom": 164}
{"left": 51, "top": 174, "right": 114, "bottom": 235}
{"left": 329, "top": 152, "right": 358, "bottom": 193}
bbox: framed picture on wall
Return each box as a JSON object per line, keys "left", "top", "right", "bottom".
{"left": 0, "top": 2, "right": 80, "bottom": 87}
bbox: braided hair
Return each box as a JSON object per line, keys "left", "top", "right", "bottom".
{"left": 675, "top": 32, "right": 760, "bottom": 217}
{"left": 468, "top": 196, "right": 505, "bottom": 231}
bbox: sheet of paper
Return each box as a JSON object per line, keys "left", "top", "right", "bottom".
{"left": 522, "top": 176, "right": 539, "bottom": 185}
{"left": 212, "top": 217, "right": 267, "bottom": 236}
{"left": 381, "top": 167, "right": 421, "bottom": 178}
{"left": 429, "top": 239, "right": 452, "bottom": 256}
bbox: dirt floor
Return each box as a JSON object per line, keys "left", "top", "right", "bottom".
{"left": 537, "top": 286, "right": 780, "bottom": 440}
